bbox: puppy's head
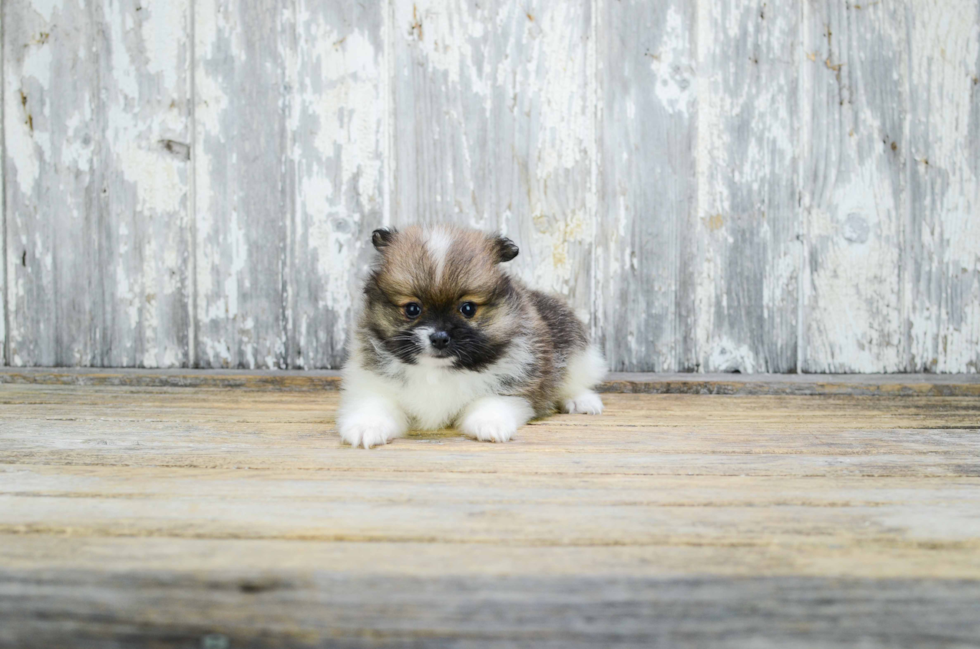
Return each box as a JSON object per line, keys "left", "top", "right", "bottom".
{"left": 363, "top": 225, "right": 521, "bottom": 370}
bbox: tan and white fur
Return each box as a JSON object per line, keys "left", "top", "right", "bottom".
{"left": 337, "top": 225, "right": 606, "bottom": 449}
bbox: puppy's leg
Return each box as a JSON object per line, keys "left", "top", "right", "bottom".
{"left": 337, "top": 393, "right": 408, "bottom": 449}
{"left": 558, "top": 344, "right": 607, "bottom": 415}
{"left": 459, "top": 396, "right": 534, "bottom": 443}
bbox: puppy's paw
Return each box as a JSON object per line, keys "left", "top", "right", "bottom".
{"left": 459, "top": 396, "right": 534, "bottom": 443}
{"left": 461, "top": 414, "right": 517, "bottom": 443}
{"left": 562, "top": 390, "right": 604, "bottom": 415}
{"left": 337, "top": 410, "right": 404, "bottom": 449}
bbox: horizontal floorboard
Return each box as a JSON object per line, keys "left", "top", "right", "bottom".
{"left": 1, "top": 383, "right": 978, "bottom": 646}
{"left": 2, "top": 368, "right": 980, "bottom": 396}
{"left": 2, "top": 569, "right": 979, "bottom": 649}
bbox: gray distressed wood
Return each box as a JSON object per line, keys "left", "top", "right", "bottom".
{"left": 2, "top": 0, "right": 980, "bottom": 373}
{"left": 391, "top": 0, "right": 596, "bottom": 322}
{"left": 3, "top": 385, "right": 980, "bottom": 645}
{"left": 907, "top": 0, "right": 980, "bottom": 373}
{"left": 4, "top": 366, "right": 980, "bottom": 395}
{"left": 596, "top": 0, "right": 697, "bottom": 372}
{"left": 287, "top": 0, "right": 385, "bottom": 369}
{"left": 3, "top": 572, "right": 980, "bottom": 648}
{"left": 195, "top": 0, "right": 384, "bottom": 370}
{"left": 194, "top": 0, "right": 290, "bottom": 369}
{"left": 3, "top": 0, "right": 192, "bottom": 367}
{"left": 1, "top": 7, "right": 5, "bottom": 367}
{"left": 801, "top": 1, "right": 908, "bottom": 372}
{"left": 694, "top": 0, "right": 800, "bottom": 373}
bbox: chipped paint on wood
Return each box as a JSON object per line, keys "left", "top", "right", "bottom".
{"left": 907, "top": 0, "right": 980, "bottom": 373}
{"left": 194, "top": 0, "right": 290, "bottom": 369}
{"left": 288, "top": 1, "right": 385, "bottom": 369}
{"left": 801, "top": 1, "right": 908, "bottom": 372}
{"left": 695, "top": 0, "right": 800, "bottom": 373}
{"left": 2, "top": 1, "right": 979, "bottom": 372}
{"left": 596, "top": 0, "right": 696, "bottom": 372}
{"left": 1, "top": 7, "right": 5, "bottom": 366}
{"left": 391, "top": 0, "right": 596, "bottom": 322}
{"left": 3, "top": 0, "right": 191, "bottom": 367}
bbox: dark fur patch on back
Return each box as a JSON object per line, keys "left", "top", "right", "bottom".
{"left": 528, "top": 290, "right": 587, "bottom": 362}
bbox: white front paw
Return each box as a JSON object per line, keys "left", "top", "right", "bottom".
{"left": 338, "top": 410, "right": 404, "bottom": 449}
{"left": 562, "top": 390, "right": 604, "bottom": 415}
{"left": 461, "top": 413, "right": 517, "bottom": 443}
{"left": 459, "top": 396, "right": 533, "bottom": 443}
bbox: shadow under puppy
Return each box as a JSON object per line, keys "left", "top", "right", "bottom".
{"left": 338, "top": 225, "right": 606, "bottom": 448}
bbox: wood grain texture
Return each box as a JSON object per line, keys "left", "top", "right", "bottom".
{"left": 596, "top": 0, "right": 696, "bottom": 372}
{"left": 3, "top": 0, "right": 192, "bottom": 367}
{"left": 694, "top": 0, "right": 800, "bottom": 373}
{"left": 391, "top": 0, "right": 597, "bottom": 322}
{"left": 194, "top": 0, "right": 290, "bottom": 369}
{"left": 195, "top": 0, "right": 385, "bottom": 370}
{"left": 2, "top": 1, "right": 980, "bottom": 373}
{"left": 287, "top": 0, "right": 385, "bottom": 369}
{"left": 3, "top": 367, "right": 980, "bottom": 396}
{"left": 800, "top": 0, "right": 908, "bottom": 372}
{"left": 1, "top": 384, "right": 980, "bottom": 645}
{"left": 3, "top": 569, "right": 978, "bottom": 648}
{"left": 1, "top": 7, "right": 5, "bottom": 367}
{"left": 907, "top": 0, "right": 980, "bottom": 373}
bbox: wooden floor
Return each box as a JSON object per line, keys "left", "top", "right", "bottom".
{"left": 1, "top": 378, "right": 979, "bottom": 647}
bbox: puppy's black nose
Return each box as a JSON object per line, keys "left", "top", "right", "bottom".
{"left": 429, "top": 330, "right": 451, "bottom": 350}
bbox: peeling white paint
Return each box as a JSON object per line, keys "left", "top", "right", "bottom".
{"left": 397, "top": 0, "right": 487, "bottom": 92}
{"left": 801, "top": 0, "right": 910, "bottom": 373}
{"left": 5, "top": 36, "right": 53, "bottom": 196}
{"left": 4, "top": 0, "right": 979, "bottom": 372}
{"left": 30, "top": 0, "right": 63, "bottom": 23}
{"left": 706, "top": 339, "right": 757, "bottom": 374}
{"left": 116, "top": 139, "right": 184, "bottom": 215}
{"left": 906, "top": 0, "right": 980, "bottom": 372}
{"left": 141, "top": 1, "right": 188, "bottom": 93}
{"left": 650, "top": 6, "right": 694, "bottom": 114}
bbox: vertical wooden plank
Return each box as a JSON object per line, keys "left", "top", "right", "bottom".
{"left": 907, "top": 0, "right": 980, "bottom": 373}
{"left": 103, "top": 1, "right": 193, "bottom": 368}
{"left": 3, "top": 1, "right": 191, "bottom": 367}
{"left": 800, "top": 1, "right": 908, "bottom": 372}
{"left": 694, "top": 0, "right": 800, "bottom": 373}
{"left": 194, "top": 0, "right": 288, "bottom": 368}
{"left": 1, "top": 6, "right": 5, "bottom": 366}
{"left": 391, "top": 0, "right": 597, "bottom": 323}
{"left": 2, "top": 0, "right": 88, "bottom": 367}
{"left": 287, "top": 1, "right": 385, "bottom": 369}
{"left": 390, "top": 0, "right": 491, "bottom": 227}
{"left": 492, "top": 1, "right": 597, "bottom": 322}
{"left": 596, "top": 0, "right": 696, "bottom": 371}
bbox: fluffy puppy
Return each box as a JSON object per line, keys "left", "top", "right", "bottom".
{"left": 337, "top": 224, "right": 606, "bottom": 448}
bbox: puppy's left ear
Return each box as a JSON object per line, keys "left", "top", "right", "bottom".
{"left": 372, "top": 228, "right": 397, "bottom": 251}
{"left": 494, "top": 235, "right": 519, "bottom": 263}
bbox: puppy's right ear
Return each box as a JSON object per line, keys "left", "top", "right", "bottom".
{"left": 372, "top": 228, "right": 397, "bottom": 251}
{"left": 494, "top": 235, "right": 519, "bottom": 263}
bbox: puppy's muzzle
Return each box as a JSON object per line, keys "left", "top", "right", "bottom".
{"left": 429, "top": 330, "right": 451, "bottom": 350}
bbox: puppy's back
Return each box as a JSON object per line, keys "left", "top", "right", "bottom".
{"left": 526, "top": 290, "right": 588, "bottom": 363}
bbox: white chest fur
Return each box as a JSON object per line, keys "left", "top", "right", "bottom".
{"left": 393, "top": 359, "right": 502, "bottom": 429}
{"left": 342, "top": 338, "right": 534, "bottom": 431}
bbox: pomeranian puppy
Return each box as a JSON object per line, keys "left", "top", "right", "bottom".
{"left": 337, "top": 224, "right": 606, "bottom": 448}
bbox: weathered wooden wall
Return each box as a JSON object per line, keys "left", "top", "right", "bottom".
{"left": 2, "top": 0, "right": 978, "bottom": 372}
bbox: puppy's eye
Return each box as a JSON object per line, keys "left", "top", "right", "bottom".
{"left": 459, "top": 302, "right": 477, "bottom": 319}
{"left": 404, "top": 302, "right": 422, "bottom": 318}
